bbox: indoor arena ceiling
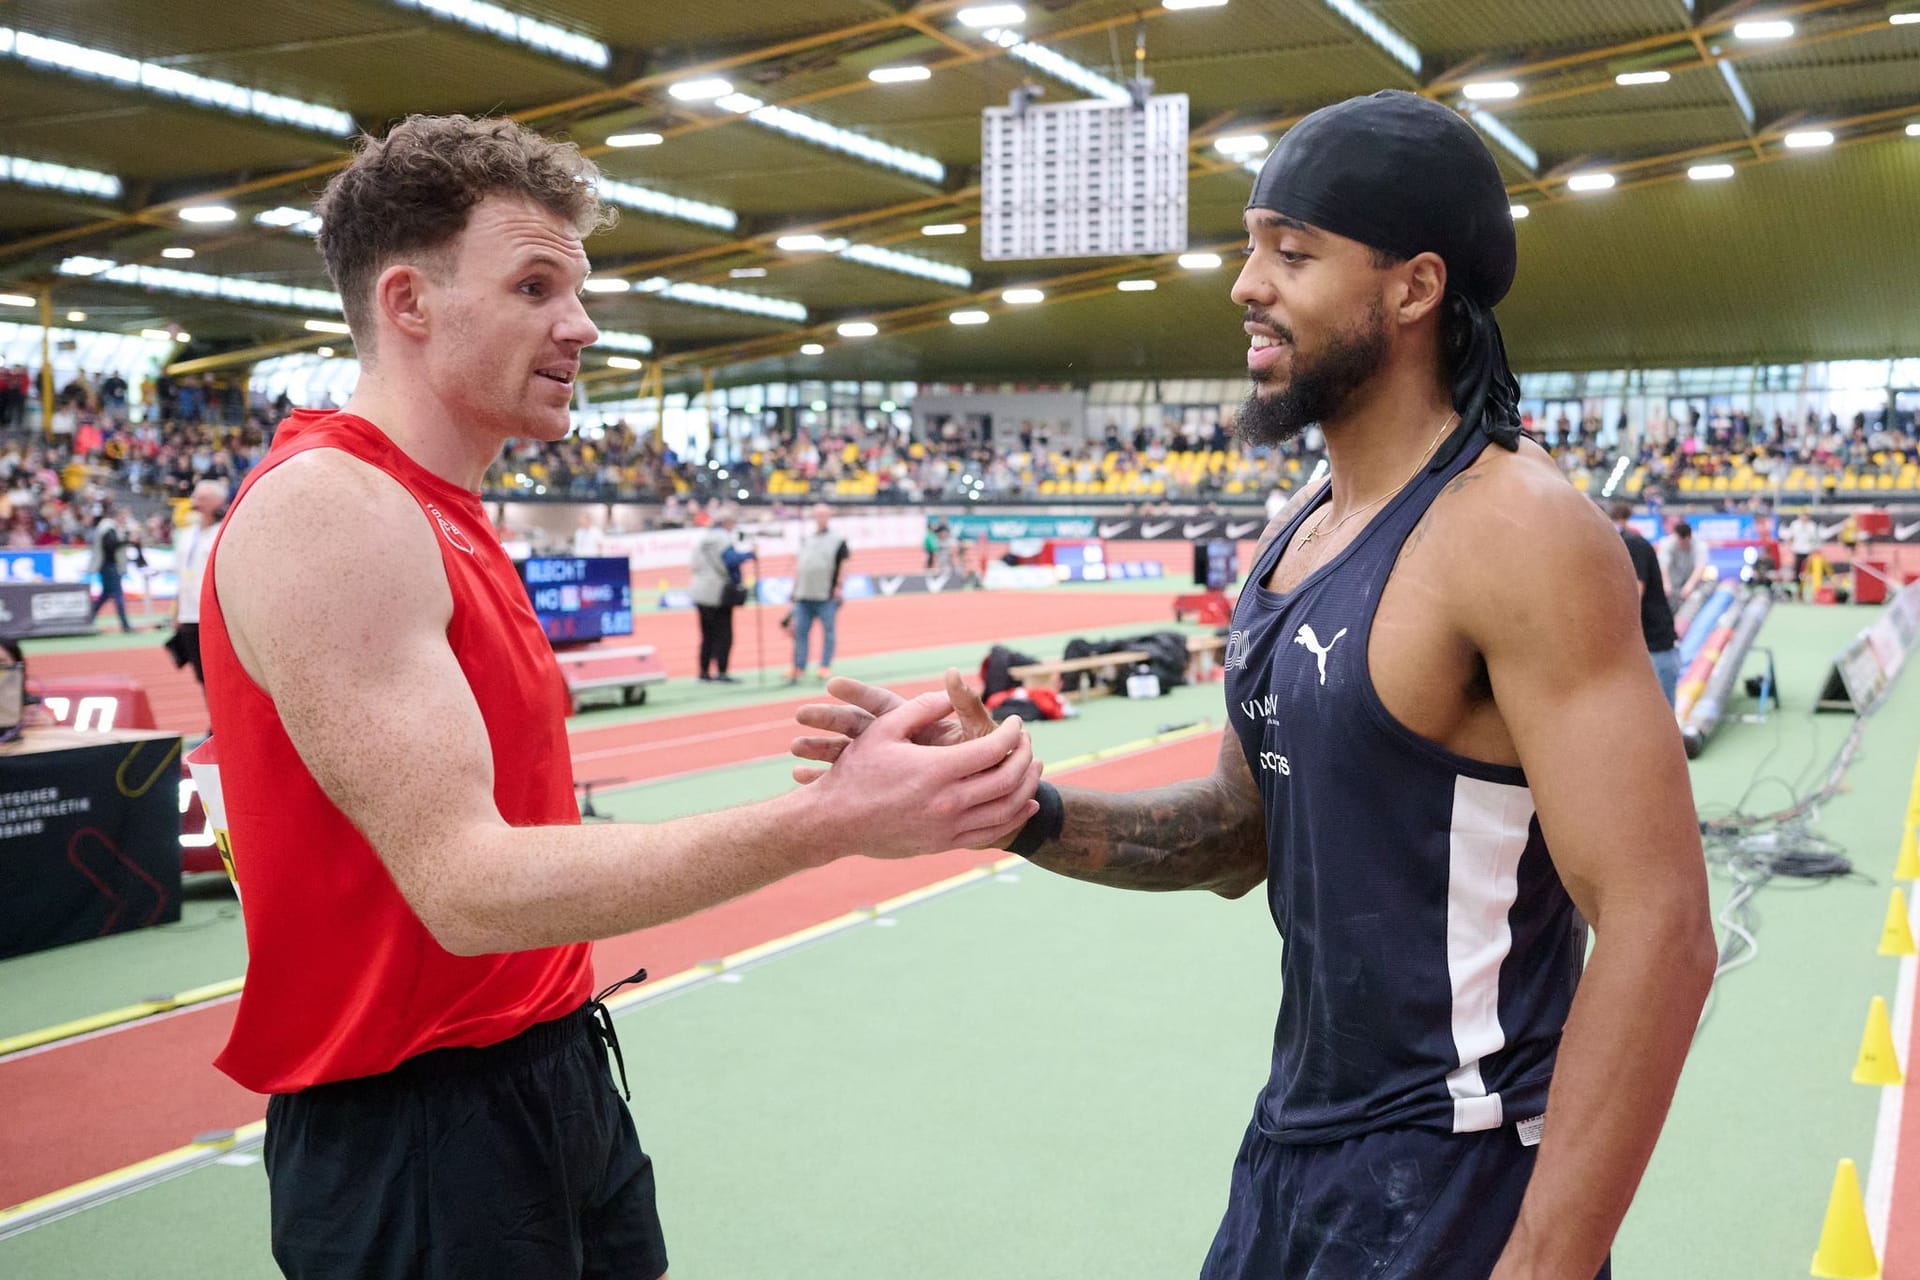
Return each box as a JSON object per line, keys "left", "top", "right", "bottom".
{"left": 0, "top": 0, "right": 1917, "bottom": 395}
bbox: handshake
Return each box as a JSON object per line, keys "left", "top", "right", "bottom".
{"left": 787, "top": 669, "right": 1045, "bottom": 859}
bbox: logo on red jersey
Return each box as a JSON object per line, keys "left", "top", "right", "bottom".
{"left": 424, "top": 503, "right": 475, "bottom": 555}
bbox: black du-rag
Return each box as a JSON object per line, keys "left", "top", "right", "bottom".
{"left": 1245, "top": 90, "right": 1523, "bottom": 469}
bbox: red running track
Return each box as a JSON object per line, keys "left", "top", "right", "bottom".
{"left": 0, "top": 732, "right": 1221, "bottom": 1208}
{"left": 26, "top": 581, "right": 1200, "bottom": 737}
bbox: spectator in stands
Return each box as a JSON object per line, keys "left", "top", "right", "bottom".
{"left": 173, "top": 479, "right": 226, "bottom": 688}
{"left": 689, "top": 504, "right": 750, "bottom": 683}
{"left": 0, "top": 365, "right": 28, "bottom": 427}
{"left": 1658, "top": 520, "right": 1699, "bottom": 612}
{"left": 1610, "top": 502, "right": 1680, "bottom": 704}
{"left": 788, "top": 503, "right": 849, "bottom": 685}
{"left": 88, "top": 503, "right": 135, "bottom": 633}
{"left": 1785, "top": 510, "right": 1821, "bottom": 598}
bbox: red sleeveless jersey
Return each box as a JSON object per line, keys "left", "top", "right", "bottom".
{"left": 194, "top": 410, "right": 591, "bottom": 1094}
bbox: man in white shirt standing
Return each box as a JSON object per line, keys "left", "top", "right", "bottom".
{"left": 173, "top": 480, "right": 227, "bottom": 688}
{"left": 1784, "top": 510, "right": 1822, "bottom": 599}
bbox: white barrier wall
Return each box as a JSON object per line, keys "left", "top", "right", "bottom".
{"left": 593, "top": 513, "right": 930, "bottom": 570}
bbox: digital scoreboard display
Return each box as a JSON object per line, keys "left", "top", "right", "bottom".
{"left": 517, "top": 556, "right": 633, "bottom": 643}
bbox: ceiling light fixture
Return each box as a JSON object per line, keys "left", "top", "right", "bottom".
{"left": 0, "top": 293, "right": 33, "bottom": 307}
{"left": 869, "top": 66, "right": 932, "bottom": 83}
{"left": 1892, "top": 11, "right": 1920, "bottom": 24}
{"left": 957, "top": 4, "right": 1025, "bottom": 26}
{"left": 304, "top": 319, "right": 351, "bottom": 334}
{"left": 1687, "top": 163, "right": 1736, "bottom": 180}
{"left": 0, "top": 152, "right": 122, "bottom": 200}
{"left": 0, "top": 26, "right": 354, "bottom": 136}
{"left": 606, "top": 355, "right": 643, "bottom": 370}
{"left": 596, "top": 178, "right": 738, "bottom": 231}
{"left": 1116, "top": 279, "right": 1158, "bottom": 291}
{"left": 668, "top": 78, "right": 732, "bottom": 101}
{"left": 776, "top": 234, "right": 843, "bottom": 253}
{"left": 59, "top": 255, "right": 342, "bottom": 312}
{"left": 596, "top": 331, "right": 654, "bottom": 354}
{"left": 606, "top": 132, "right": 662, "bottom": 148}
{"left": 837, "top": 321, "right": 878, "bottom": 337}
{"left": 922, "top": 223, "right": 967, "bottom": 236}
{"left": 1509, "top": 204, "right": 1530, "bottom": 219}
{"left": 256, "top": 206, "right": 321, "bottom": 236}
{"left": 1162, "top": 0, "right": 1228, "bottom": 9}
{"left": 1002, "top": 288, "right": 1044, "bottom": 304}
{"left": 141, "top": 327, "right": 188, "bottom": 341}
{"left": 65, "top": 310, "right": 86, "bottom": 322}
{"left": 1783, "top": 129, "right": 1834, "bottom": 148}
{"left": 1462, "top": 80, "right": 1520, "bottom": 100}
{"left": 1178, "top": 252, "right": 1222, "bottom": 269}
{"left": 1566, "top": 172, "right": 1616, "bottom": 192}
{"left": 1213, "top": 134, "right": 1268, "bottom": 155}
{"left": 1732, "top": 20, "right": 1794, "bottom": 40}
{"left": 161, "top": 247, "right": 194, "bottom": 259}
{"left": 384, "top": 0, "right": 608, "bottom": 69}
{"left": 178, "top": 205, "right": 236, "bottom": 223}
{"left": 1615, "top": 70, "right": 1671, "bottom": 86}
{"left": 582, "top": 279, "right": 631, "bottom": 293}
{"left": 949, "top": 310, "right": 990, "bottom": 325}
{"left": 838, "top": 243, "right": 972, "bottom": 288}
{"left": 729, "top": 267, "right": 768, "bottom": 278}
{"left": 800, "top": 343, "right": 825, "bottom": 355}
{"left": 316, "top": 346, "right": 334, "bottom": 358}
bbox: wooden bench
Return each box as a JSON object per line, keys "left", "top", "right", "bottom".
{"left": 1008, "top": 635, "right": 1231, "bottom": 702}
{"left": 1008, "top": 650, "right": 1151, "bottom": 701}
{"left": 553, "top": 644, "right": 669, "bottom": 713}
{"left": 1184, "top": 633, "right": 1228, "bottom": 681}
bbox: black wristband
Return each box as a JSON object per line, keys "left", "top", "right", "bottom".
{"left": 1008, "top": 781, "right": 1064, "bottom": 858}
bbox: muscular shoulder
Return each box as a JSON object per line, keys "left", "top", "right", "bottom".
{"left": 1410, "top": 440, "right": 1638, "bottom": 654}
{"left": 216, "top": 449, "right": 450, "bottom": 684}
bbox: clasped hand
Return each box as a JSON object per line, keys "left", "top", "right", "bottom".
{"left": 790, "top": 669, "right": 1040, "bottom": 855}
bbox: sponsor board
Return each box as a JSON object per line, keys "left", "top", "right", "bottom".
{"left": 0, "top": 584, "right": 96, "bottom": 638}
{"left": 943, "top": 515, "right": 1268, "bottom": 541}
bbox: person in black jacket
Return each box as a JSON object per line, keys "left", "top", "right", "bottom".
{"left": 89, "top": 506, "right": 134, "bottom": 633}
{"left": 1609, "top": 502, "right": 1678, "bottom": 704}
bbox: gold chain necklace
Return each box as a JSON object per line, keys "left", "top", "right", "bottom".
{"left": 1298, "top": 412, "right": 1458, "bottom": 552}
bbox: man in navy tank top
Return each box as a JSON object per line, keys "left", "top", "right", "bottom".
{"left": 804, "top": 92, "right": 1713, "bottom": 1279}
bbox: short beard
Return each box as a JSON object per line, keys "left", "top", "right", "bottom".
{"left": 1235, "top": 298, "right": 1390, "bottom": 448}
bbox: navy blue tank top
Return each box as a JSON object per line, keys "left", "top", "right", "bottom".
{"left": 1224, "top": 429, "right": 1584, "bottom": 1144}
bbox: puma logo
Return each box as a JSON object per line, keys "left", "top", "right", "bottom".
{"left": 1293, "top": 622, "right": 1347, "bottom": 685}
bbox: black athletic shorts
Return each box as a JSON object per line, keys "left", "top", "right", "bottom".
{"left": 263, "top": 1003, "right": 667, "bottom": 1280}
{"left": 1199, "top": 1117, "right": 1610, "bottom": 1280}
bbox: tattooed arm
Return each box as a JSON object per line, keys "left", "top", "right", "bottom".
{"left": 1023, "top": 729, "right": 1267, "bottom": 897}
{"left": 793, "top": 672, "right": 1268, "bottom": 898}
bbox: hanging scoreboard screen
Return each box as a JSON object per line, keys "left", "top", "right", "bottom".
{"left": 980, "top": 94, "right": 1189, "bottom": 261}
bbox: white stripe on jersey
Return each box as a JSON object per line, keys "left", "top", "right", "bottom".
{"left": 1443, "top": 775, "right": 1536, "bottom": 1133}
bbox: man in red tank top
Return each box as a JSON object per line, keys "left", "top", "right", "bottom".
{"left": 197, "top": 115, "right": 1040, "bottom": 1280}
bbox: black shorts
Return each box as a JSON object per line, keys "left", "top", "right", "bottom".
{"left": 264, "top": 1004, "right": 667, "bottom": 1280}
{"left": 1199, "top": 1118, "right": 1609, "bottom": 1280}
